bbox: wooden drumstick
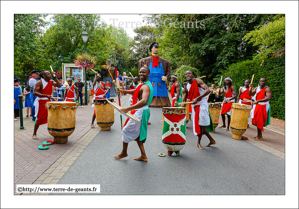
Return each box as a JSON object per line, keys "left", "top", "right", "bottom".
{"left": 249, "top": 74, "right": 254, "bottom": 91}
{"left": 129, "top": 72, "right": 134, "bottom": 79}
{"left": 178, "top": 101, "right": 194, "bottom": 105}
{"left": 198, "top": 75, "right": 206, "bottom": 79}
{"left": 219, "top": 76, "right": 223, "bottom": 86}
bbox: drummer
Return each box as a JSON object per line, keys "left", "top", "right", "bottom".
{"left": 63, "top": 78, "right": 79, "bottom": 102}
{"left": 207, "top": 84, "right": 216, "bottom": 103}
{"left": 170, "top": 75, "right": 183, "bottom": 107}
{"left": 237, "top": 79, "right": 253, "bottom": 130}
{"left": 114, "top": 65, "right": 153, "bottom": 162}
{"left": 182, "top": 70, "right": 216, "bottom": 150}
{"left": 219, "top": 77, "right": 236, "bottom": 131}
{"left": 91, "top": 72, "right": 108, "bottom": 128}
{"left": 249, "top": 78, "right": 272, "bottom": 141}
{"left": 32, "top": 70, "right": 61, "bottom": 140}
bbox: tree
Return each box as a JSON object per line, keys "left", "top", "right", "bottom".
{"left": 14, "top": 14, "right": 48, "bottom": 82}
{"left": 243, "top": 16, "right": 285, "bottom": 59}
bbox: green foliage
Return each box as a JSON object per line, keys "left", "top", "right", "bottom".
{"left": 223, "top": 57, "right": 285, "bottom": 120}
{"left": 244, "top": 16, "right": 285, "bottom": 59}
{"left": 174, "top": 65, "right": 201, "bottom": 84}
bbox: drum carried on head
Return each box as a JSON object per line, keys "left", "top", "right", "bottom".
{"left": 94, "top": 99, "right": 114, "bottom": 131}
{"left": 208, "top": 102, "right": 222, "bottom": 133}
{"left": 230, "top": 103, "right": 252, "bottom": 140}
{"left": 162, "top": 107, "right": 186, "bottom": 156}
{"left": 46, "top": 101, "right": 77, "bottom": 144}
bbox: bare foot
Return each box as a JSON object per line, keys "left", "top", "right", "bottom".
{"left": 206, "top": 141, "right": 216, "bottom": 147}
{"left": 247, "top": 126, "right": 252, "bottom": 129}
{"left": 220, "top": 125, "right": 226, "bottom": 128}
{"left": 196, "top": 143, "right": 204, "bottom": 150}
{"left": 32, "top": 135, "right": 39, "bottom": 140}
{"left": 254, "top": 136, "right": 263, "bottom": 141}
{"left": 134, "top": 156, "right": 148, "bottom": 162}
{"left": 91, "top": 124, "right": 95, "bottom": 128}
{"left": 226, "top": 128, "right": 230, "bottom": 132}
{"left": 114, "top": 153, "right": 128, "bottom": 160}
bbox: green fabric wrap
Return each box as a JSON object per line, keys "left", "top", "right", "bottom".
{"left": 139, "top": 80, "right": 153, "bottom": 143}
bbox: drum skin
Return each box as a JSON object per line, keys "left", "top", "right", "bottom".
{"left": 94, "top": 99, "right": 114, "bottom": 131}
{"left": 46, "top": 101, "right": 77, "bottom": 144}
{"left": 208, "top": 103, "right": 222, "bottom": 133}
{"left": 162, "top": 107, "right": 186, "bottom": 154}
{"left": 230, "top": 103, "right": 252, "bottom": 140}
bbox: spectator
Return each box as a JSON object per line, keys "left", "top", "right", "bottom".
{"left": 28, "top": 70, "right": 39, "bottom": 121}
{"left": 75, "top": 77, "right": 84, "bottom": 107}
{"left": 105, "top": 80, "right": 111, "bottom": 98}
{"left": 23, "top": 88, "right": 32, "bottom": 117}
{"left": 56, "top": 78, "right": 65, "bottom": 101}
{"left": 14, "top": 79, "right": 23, "bottom": 120}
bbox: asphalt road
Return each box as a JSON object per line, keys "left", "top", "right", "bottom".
{"left": 57, "top": 100, "right": 285, "bottom": 195}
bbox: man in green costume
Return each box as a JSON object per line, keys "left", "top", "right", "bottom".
{"left": 114, "top": 65, "right": 153, "bottom": 162}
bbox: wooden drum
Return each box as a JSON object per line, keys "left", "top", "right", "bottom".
{"left": 208, "top": 103, "right": 222, "bottom": 133}
{"left": 162, "top": 107, "right": 186, "bottom": 156}
{"left": 94, "top": 99, "right": 114, "bottom": 131}
{"left": 230, "top": 103, "right": 252, "bottom": 140}
{"left": 46, "top": 101, "right": 77, "bottom": 144}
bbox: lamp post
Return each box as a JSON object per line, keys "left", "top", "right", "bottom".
{"left": 81, "top": 29, "right": 89, "bottom": 105}
{"left": 58, "top": 54, "right": 64, "bottom": 98}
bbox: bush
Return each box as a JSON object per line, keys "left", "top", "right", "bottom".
{"left": 174, "top": 65, "right": 202, "bottom": 84}
{"left": 223, "top": 57, "right": 285, "bottom": 120}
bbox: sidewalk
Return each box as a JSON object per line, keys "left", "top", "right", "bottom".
{"left": 217, "top": 116, "right": 285, "bottom": 153}
{"left": 14, "top": 95, "right": 129, "bottom": 194}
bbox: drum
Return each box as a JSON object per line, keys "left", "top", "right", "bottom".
{"left": 208, "top": 103, "right": 222, "bottom": 133}
{"left": 162, "top": 107, "right": 186, "bottom": 156}
{"left": 94, "top": 99, "right": 114, "bottom": 130}
{"left": 46, "top": 101, "right": 77, "bottom": 144}
{"left": 230, "top": 103, "right": 252, "bottom": 140}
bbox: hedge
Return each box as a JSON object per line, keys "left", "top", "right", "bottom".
{"left": 222, "top": 57, "right": 285, "bottom": 120}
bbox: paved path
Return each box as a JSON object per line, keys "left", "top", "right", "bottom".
{"left": 15, "top": 96, "right": 285, "bottom": 196}
{"left": 14, "top": 95, "right": 128, "bottom": 194}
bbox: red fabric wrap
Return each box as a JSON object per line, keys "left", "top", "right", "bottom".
{"left": 240, "top": 88, "right": 252, "bottom": 105}
{"left": 124, "top": 84, "right": 143, "bottom": 127}
{"left": 171, "top": 98, "right": 177, "bottom": 107}
{"left": 252, "top": 88, "right": 267, "bottom": 131}
{"left": 65, "top": 84, "right": 75, "bottom": 98}
{"left": 188, "top": 79, "right": 202, "bottom": 135}
{"left": 95, "top": 82, "right": 106, "bottom": 96}
{"left": 221, "top": 85, "right": 233, "bottom": 114}
{"left": 36, "top": 80, "right": 52, "bottom": 126}
{"left": 170, "top": 82, "right": 177, "bottom": 98}
{"left": 151, "top": 55, "right": 160, "bottom": 68}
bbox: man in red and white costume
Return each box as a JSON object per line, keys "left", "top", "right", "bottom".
{"left": 63, "top": 78, "right": 79, "bottom": 102}
{"left": 249, "top": 78, "right": 272, "bottom": 141}
{"left": 237, "top": 79, "right": 252, "bottom": 128}
{"left": 90, "top": 72, "right": 108, "bottom": 128}
{"left": 32, "top": 70, "right": 61, "bottom": 140}
{"left": 182, "top": 70, "right": 216, "bottom": 150}
{"left": 219, "top": 77, "right": 236, "bottom": 131}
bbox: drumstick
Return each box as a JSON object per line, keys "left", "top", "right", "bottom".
{"left": 178, "top": 101, "right": 194, "bottom": 105}
{"left": 198, "top": 75, "right": 206, "bottom": 79}
{"left": 208, "top": 102, "right": 223, "bottom": 104}
{"left": 129, "top": 72, "right": 134, "bottom": 79}
{"left": 219, "top": 76, "right": 222, "bottom": 86}
{"left": 249, "top": 74, "right": 254, "bottom": 91}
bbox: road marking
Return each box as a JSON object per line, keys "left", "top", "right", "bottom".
{"left": 264, "top": 126, "right": 285, "bottom": 135}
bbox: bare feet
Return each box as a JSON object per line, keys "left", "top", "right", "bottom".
{"left": 247, "top": 125, "right": 252, "bottom": 129}
{"left": 134, "top": 156, "right": 148, "bottom": 162}
{"left": 91, "top": 124, "right": 95, "bottom": 128}
{"left": 196, "top": 143, "right": 204, "bottom": 150}
{"left": 226, "top": 128, "right": 230, "bottom": 132}
{"left": 220, "top": 125, "right": 226, "bottom": 128}
{"left": 254, "top": 136, "right": 263, "bottom": 141}
{"left": 114, "top": 153, "right": 128, "bottom": 160}
{"left": 32, "top": 135, "right": 39, "bottom": 140}
{"left": 205, "top": 140, "right": 216, "bottom": 147}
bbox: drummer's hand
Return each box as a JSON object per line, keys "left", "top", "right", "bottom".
{"left": 249, "top": 84, "right": 253, "bottom": 88}
{"left": 45, "top": 95, "right": 52, "bottom": 99}
{"left": 117, "top": 89, "right": 123, "bottom": 94}
{"left": 174, "top": 102, "right": 178, "bottom": 107}
{"left": 120, "top": 107, "right": 129, "bottom": 114}
{"left": 223, "top": 100, "right": 227, "bottom": 104}
{"left": 218, "top": 83, "right": 221, "bottom": 88}
{"left": 193, "top": 97, "right": 201, "bottom": 104}
{"left": 253, "top": 101, "right": 258, "bottom": 104}
{"left": 161, "top": 76, "right": 167, "bottom": 81}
